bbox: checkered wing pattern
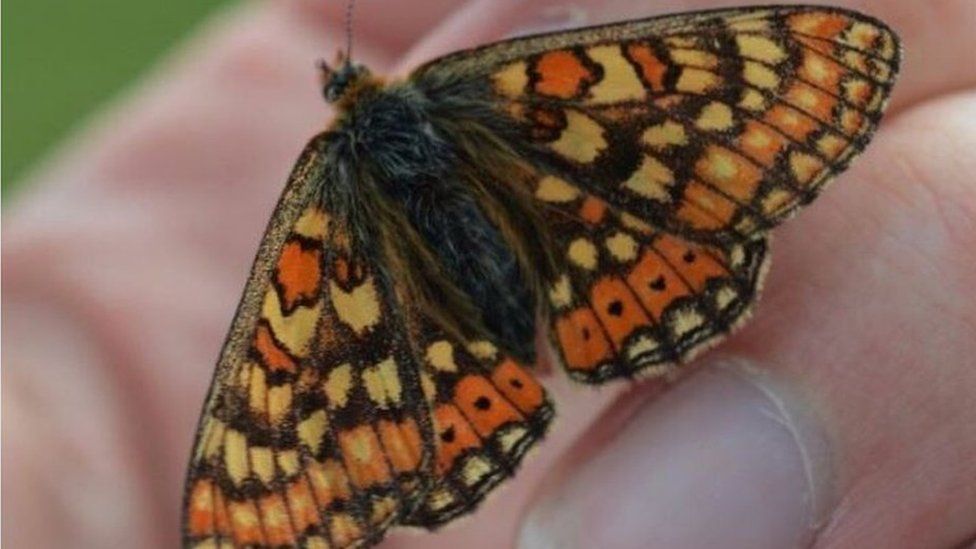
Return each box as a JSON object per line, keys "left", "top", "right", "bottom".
{"left": 414, "top": 5, "right": 899, "bottom": 381}
{"left": 183, "top": 135, "right": 552, "bottom": 547}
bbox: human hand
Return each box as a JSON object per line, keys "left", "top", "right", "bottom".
{"left": 4, "top": 1, "right": 975, "bottom": 547}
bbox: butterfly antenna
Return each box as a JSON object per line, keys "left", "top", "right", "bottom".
{"left": 344, "top": 0, "right": 355, "bottom": 64}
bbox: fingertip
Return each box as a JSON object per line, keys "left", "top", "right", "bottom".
{"left": 519, "top": 361, "right": 832, "bottom": 549}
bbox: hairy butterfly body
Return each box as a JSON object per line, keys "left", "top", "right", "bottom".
{"left": 184, "top": 5, "right": 900, "bottom": 547}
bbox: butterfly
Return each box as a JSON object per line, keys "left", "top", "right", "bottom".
{"left": 182, "top": 4, "right": 900, "bottom": 547}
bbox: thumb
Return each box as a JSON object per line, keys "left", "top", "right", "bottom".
{"left": 517, "top": 361, "right": 829, "bottom": 549}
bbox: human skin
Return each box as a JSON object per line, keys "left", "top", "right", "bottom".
{"left": 3, "top": 0, "right": 975, "bottom": 547}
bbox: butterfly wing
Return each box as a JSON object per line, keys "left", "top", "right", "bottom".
{"left": 183, "top": 134, "right": 438, "bottom": 548}
{"left": 183, "top": 134, "right": 553, "bottom": 546}
{"left": 530, "top": 176, "right": 769, "bottom": 382}
{"left": 414, "top": 6, "right": 899, "bottom": 240}
{"left": 412, "top": 5, "right": 899, "bottom": 381}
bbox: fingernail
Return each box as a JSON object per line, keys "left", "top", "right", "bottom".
{"left": 518, "top": 360, "right": 831, "bottom": 549}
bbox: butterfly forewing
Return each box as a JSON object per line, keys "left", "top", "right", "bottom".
{"left": 184, "top": 135, "right": 439, "bottom": 548}
{"left": 413, "top": 5, "right": 899, "bottom": 380}
{"left": 417, "top": 5, "right": 899, "bottom": 241}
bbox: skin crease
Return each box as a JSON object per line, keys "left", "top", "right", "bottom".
{"left": 2, "top": 0, "right": 975, "bottom": 547}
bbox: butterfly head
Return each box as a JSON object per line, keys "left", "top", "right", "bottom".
{"left": 319, "top": 52, "right": 372, "bottom": 105}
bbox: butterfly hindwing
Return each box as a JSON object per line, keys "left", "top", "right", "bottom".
{"left": 403, "top": 333, "right": 552, "bottom": 527}
{"left": 527, "top": 171, "right": 767, "bottom": 382}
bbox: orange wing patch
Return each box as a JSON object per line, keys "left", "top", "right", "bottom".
{"left": 488, "top": 6, "right": 899, "bottom": 242}
{"left": 532, "top": 50, "right": 599, "bottom": 99}
{"left": 532, "top": 174, "right": 767, "bottom": 382}
{"left": 402, "top": 336, "right": 552, "bottom": 528}
{"left": 184, "top": 157, "right": 438, "bottom": 548}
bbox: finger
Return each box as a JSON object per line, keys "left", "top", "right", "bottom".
{"left": 398, "top": 0, "right": 976, "bottom": 112}
{"left": 304, "top": 0, "right": 467, "bottom": 56}
{"left": 517, "top": 92, "right": 976, "bottom": 548}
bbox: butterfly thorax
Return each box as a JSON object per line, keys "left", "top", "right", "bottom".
{"left": 322, "top": 77, "right": 547, "bottom": 362}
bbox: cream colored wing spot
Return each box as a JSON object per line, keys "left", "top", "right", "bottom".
{"left": 329, "top": 513, "right": 361, "bottom": 544}
{"left": 535, "top": 175, "right": 580, "bottom": 202}
{"left": 426, "top": 488, "right": 456, "bottom": 512}
{"left": 492, "top": 61, "right": 529, "bottom": 98}
{"left": 549, "top": 110, "right": 607, "bottom": 163}
{"left": 789, "top": 151, "right": 824, "bottom": 185}
{"left": 371, "top": 497, "right": 397, "bottom": 525}
{"left": 845, "top": 21, "right": 880, "bottom": 49}
{"left": 619, "top": 212, "right": 654, "bottom": 234}
{"left": 715, "top": 286, "right": 739, "bottom": 310}
{"left": 247, "top": 363, "right": 267, "bottom": 417}
{"left": 548, "top": 274, "right": 573, "bottom": 309}
{"left": 625, "top": 334, "right": 661, "bottom": 362}
{"left": 224, "top": 428, "right": 250, "bottom": 486}
{"left": 292, "top": 207, "right": 329, "bottom": 240}
{"left": 605, "top": 232, "right": 639, "bottom": 263}
{"left": 262, "top": 290, "right": 322, "bottom": 357}
{"left": 622, "top": 154, "right": 675, "bottom": 202}
{"left": 567, "top": 238, "right": 599, "bottom": 270}
{"left": 736, "top": 34, "right": 787, "bottom": 63}
{"left": 669, "top": 307, "right": 705, "bottom": 338}
{"left": 497, "top": 425, "right": 529, "bottom": 453}
{"left": 250, "top": 446, "right": 275, "bottom": 484}
{"left": 461, "top": 455, "right": 495, "bottom": 487}
{"left": 426, "top": 341, "right": 457, "bottom": 372}
{"left": 800, "top": 53, "right": 834, "bottom": 86}
{"left": 670, "top": 49, "right": 718, "bottom": 69}
{"left": 729, "top": 244, "right": 746, "bottom": 269}
{"left": 420, "top": 372, "right": 437, "bottom": 400}
{"left": 277, "top": 450, "right": 300, "bottom": 476}
{"left": 738, "top": 89, "right": 768, "bottom": 112}
{"left": 363, "top": 357, "right": 403, "bottom": 408}
{"left": 268, "top": 384, "right": 292, "bottom": 425}
{"left": 816, "top": 134, "right": 849, "bottom": 159}
{"left": 761, "top": 188, "right": 793, "bottom": 214}
{"left": 643, "top": 120, "right": 687, "bottom": 149}
{"left": 466, "top": 340, "right": 498, "bottom": 361}
{"left": 197, "top": 418, "right": 227, "bottom": 462}
{"left": 305, "top": 537, "right": 330, "bottom": 549}
{"left": 843, "top": 77, "right": 872, "bottom": 104}
{"left": 323, "top": 363, "right": 353, "bottom": 409}
{"left": 298, "top": 409, "right": 329, "bottom": 454}
{"left": 329, "top": 277, "right": 381, "bottom": 335}
{"left": 675, "top": 68, "right": 721, "bottom": 94}
{"left": 665, "top": 36, "right": 697, "bottom": 48}
{"left": 585, "top": 45, "right": 646, "bottom": 103}
{"left": 727, "top": 16, "right": 771, "bottom": 32}
{"left": 744, "top": 61, "right": 780, "bottom": 89}
{"left": 696, "top": 101, "right": 735, "bottom": 131}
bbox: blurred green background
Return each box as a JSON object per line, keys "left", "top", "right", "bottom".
{"left": 2, "top": 0, "right": 235, "bottom": 198}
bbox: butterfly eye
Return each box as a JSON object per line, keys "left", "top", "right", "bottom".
{"left": 321, "top": 62, "right": 372, "bottom": 103}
